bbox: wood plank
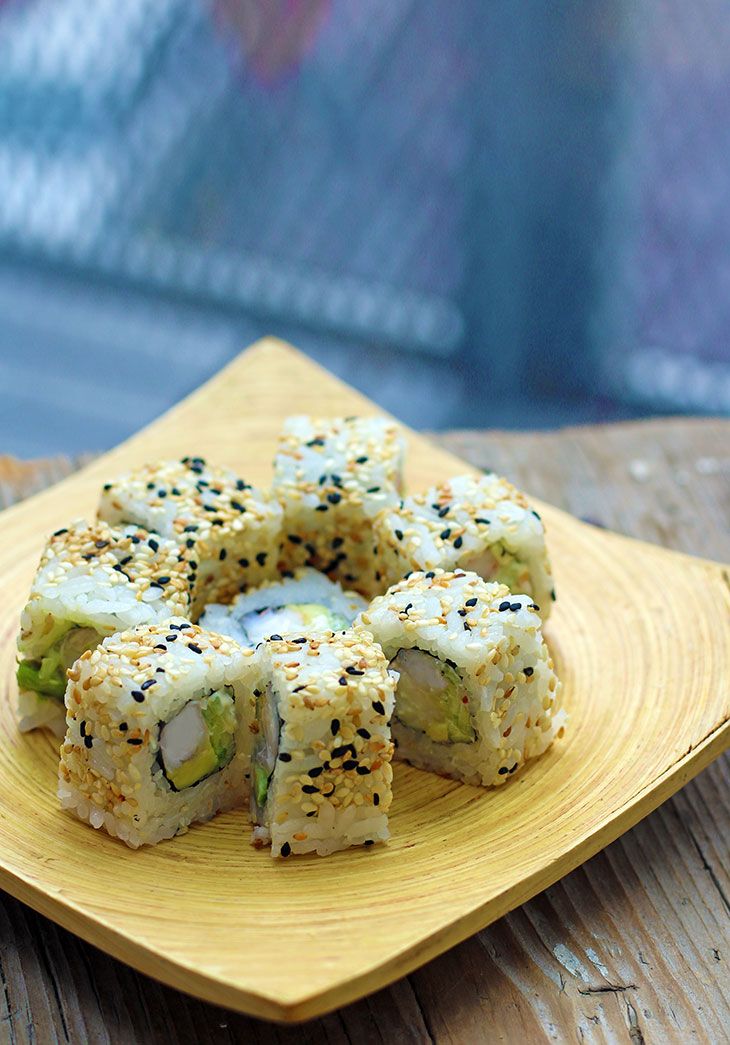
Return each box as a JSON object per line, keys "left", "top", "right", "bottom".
{"left": 1, "top": 416, "right": 728, "bottom": 1042}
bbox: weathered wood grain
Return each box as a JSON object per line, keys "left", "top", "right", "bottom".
{"left": 1, "top": 416, "right": 728, "bottom": 1043}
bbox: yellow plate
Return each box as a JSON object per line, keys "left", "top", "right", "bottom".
{"left": 0, "top": 339, "right": 728, "bottom": 1022}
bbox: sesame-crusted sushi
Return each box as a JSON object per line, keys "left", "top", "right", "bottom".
{"left": 98, "top": 457, "right": 282, "bottom": 616}
{"left": 200, "top": 567, "right": 367, "bottom": 647}
{"left": 356, "top": 570, "right": 564, "bottom": 787}
{"left": 58, "top": 619, "right": 261, "bottom": 848}
{"left": 16, "top": 520, "right": 191, "bottom": 736}
{"left": 273, "top": 416, "right": 405, "bottom": 597}
{"left": 373, "top": 473, "right": 555, "bottom": 619}
{"left": 251, "top": 630, "right": 396, "bottom": 857}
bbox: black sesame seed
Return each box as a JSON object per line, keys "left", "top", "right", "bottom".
{"left": 287, "top": 534, "right": 302, "bottom": 545}
{"left": 356, "top": 765, "right": 371, "bottom": 775}
{"left": 302, "top": 784, "right": 320, "bottom": 794}
{"left": 171, "top": 488, "right": 181, "bottom": 496}
{"left": 131, "top": 691, "right": 145, "bottom": 703}
{"left": 331, "top": 745, "right": 349, "bottom": 758}
{"left": 186, "top": 539, "right": 195, "bottom": 549}
{"left": 141, "top": 679, "right": 156, "bottom": 690}
{"left": 217, "top": 548, "right": 227, "bottom": 561}
{"left": 453, "top": 536, "right": 463, "bottom": 549}
{"left": 372, "top": 700, "right": 385, "bottom": 715}
{"left": 498, "top": 601, "right": 511, "bottom": 611}
{"left": 103, "top": 483, "right": 112, "bottom": 491}
{"left": 338, "top": 676, "right": 347, "bottom": 686}
{"left": 524, "top": 666, "right": 534, "bottom": 677}
{"left": 306, "top": 437, "right": 325, "bottom": 447}
{"left": 332, "top": 536, "right": 344, "bottom": 549}
{"left": 183, "top": 525, "right": 199, "bottom": 533}
{"left": 239, "top": 558, "right": 250, "bottom": 568}
{"left": 465, "top": 597, "right": 478, "bottom": 607}
{"left": 84, "top": 735, "right": 93, "bottom": 749}
{"left": 532, "top": 509, "right": 542, "bottom": 520}
{"left": 280, "top": 842, "right": 291, "bottom": 857}
{"left": 158, "top": 490, "right": 167, "bottom": 498}
{"left": 403, "top": 602, "right": 413, "bottom": 614}
{"left": 364, "top": 839, "right": 374, "bottom": 847}
{"left": 551, "top": 590, "right": 557, "bottom": 601}
{"left": 119, "top": 722, "right": 128, "bottom": 732}
{"left": 95, "top": 540, "right": 109, "bottom": 549}
{"left": 440, "top": 529, "right": 451, "bottom": 540}
{"left": 373, "top": 793, "right": 380, "bottom": 806}
{"left": 292, "top": 637, "right": 307, "bottom": 644}
{"left": 166, "top": 635, "right": 177, "bottom": 642}
{"left": 120, "top": 556, "right": 133, "bottom": 566}
{"left": 474, "top": 517, "right": 491, "bottom": 525}
{"left": 458, "top": 609, "right": 467, "bottom": 617}
{"left": 53, "top": 528, "right": 69, "bottom": 536}
{"left": 330, "top": 719, "right": 340, "bottom": 735}
{"left": 156, "top": 576, "right": 170, "bottom": 585}
{"left": 509, "top": 763, "right": 519, "bottom": 773}
{"left": 127, "top": 737, "right": 143, "bottom": 746}
{"left": 256, "top": 552, "right": 268, "bottom": 566}
{"left": 315, "top": 504, "right": 329, "bottom": 512}
{"left": 278, "top": 752, "right": 292, "bottom": 762}
{"left": 530, "top": 603, "right": 541, "bottom": 611}
{"left": 187, "top": 643, "right": 203, "bottom": 654}
{"left": 356, "top": 728, "right": 371, "bottom": 739}
{"left": 498, "top": 766, "right": 509, "bottom": 775}
{"left": 231, "top": 500, "right": 246, "bottom": 512}
{"left": 293, "top": 685, "right": 307, "bottom": 693}
{"left": 342, "top": 760, "right": 358, "bottom": 771}
{"left": 510, "top": 603, "right": 521, "bottom": 612}
{"left": 395, "top": 529, "right": 404, "bottom": 541}
{"left": 308, "top": 766, "right": 323, "bottom": 778}
{"left": 366, "top": 486, "right": 380, "bottom": 494}
{"left": 425, "top": 571, "right": 435, "bottom": 579}
{"left": 146, "top": 482, "right": 155, "bottom": 490}
{"left": 306, "top": 810, "right": 316, "bottom": 817}
{"left": 327, "top": 492, "right": 342, "bottom": 505}
{"left": 80, "top": 720, "right": 86, "bottom": 737}
{"left": 270, "top": 633, "right": 283, "bottom": 642}
{"left": 346, "top": 666, "right": 364, "bottom": 676}
{"left": 437, "top": 506, "right": 450, "bottom": 518}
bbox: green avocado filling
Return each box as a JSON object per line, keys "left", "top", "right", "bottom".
{"left": 251, "top": 684, "right": 280, "bottom": 819}
{"left": 17, "top": 623, "right": 102, "bottom": 703}
{"left": 391, "top": 648, "right": 476, "bottom": 744}
{"left": 160, "top": 688, "right": 236, "bottom": 791}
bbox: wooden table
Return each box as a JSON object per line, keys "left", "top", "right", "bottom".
{"left": 1, "top": 419, "right": 728, "bottom": 1044}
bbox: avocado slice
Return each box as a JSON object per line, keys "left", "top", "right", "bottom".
{"left": 391, "top": 648, "right": 476, "bottom": 744}
{"left": 17, "top": 623, "right": 103, "bottom": 703}
{"left": 159, "top": 689, "right": 236, "bottom": 791}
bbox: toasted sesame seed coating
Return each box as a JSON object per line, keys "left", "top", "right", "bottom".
{"left": 273, "top": 417, "right": 405, "bottom": 597}
{"left": 373, "top": 473, "right": 554, "bottom": 618}
{"left": 254, "top": 629, "right": 395, "bottom": 857}
{"left": 98, "top": 457, "right": 282, "bottom": 615}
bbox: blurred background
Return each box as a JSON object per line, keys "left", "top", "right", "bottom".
{"left": 0, "top": 0, "right": 728, "bottom": 457}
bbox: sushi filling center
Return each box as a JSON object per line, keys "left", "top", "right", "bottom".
{"left": 389, "top": 648, "right": 476, "bottom": 744}
{"left": 17, "top": 623, "right": 102, "bottom": 702}
{"left": 251, "top": 684, "right": 280, "bottom": 820}
{"left": 159, "top": 688, "right": 236, "bottom": 791}
{"left": 241, "top": 603, "right": 348, "bottom": 645}
{"left": 460, "top": 542, "right": 529, "bottom": 594}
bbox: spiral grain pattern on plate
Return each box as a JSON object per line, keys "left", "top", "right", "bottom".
{"left": 0, "top": 339, "right": 727, "bottom": 1022}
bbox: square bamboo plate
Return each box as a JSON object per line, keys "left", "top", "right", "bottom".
{"left": 0, "top": 339, "right": 728, "bottom": 1023}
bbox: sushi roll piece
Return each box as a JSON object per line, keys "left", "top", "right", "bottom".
{"left": 251, "top": 630, "right": 396, "bottom": 857}
{"left": 273, "top": 416, "right": 405, "bottom": 597}
{"left": 199, "top": 567, "right": 367, "bottom": 647}
{"left": 356, "top": 569, "right": 564, "bottom": 787}
{"left": 16, "top": 520, "right": 191, "bottom": 736}
{"left": 374, "top": 473, "right": 555, "bottom": 619}
{"left": 58, "top": 619, "right": 262, "bottom": 848}
{"left": 98, "top": 456, "right": 282, "bottom": 616}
